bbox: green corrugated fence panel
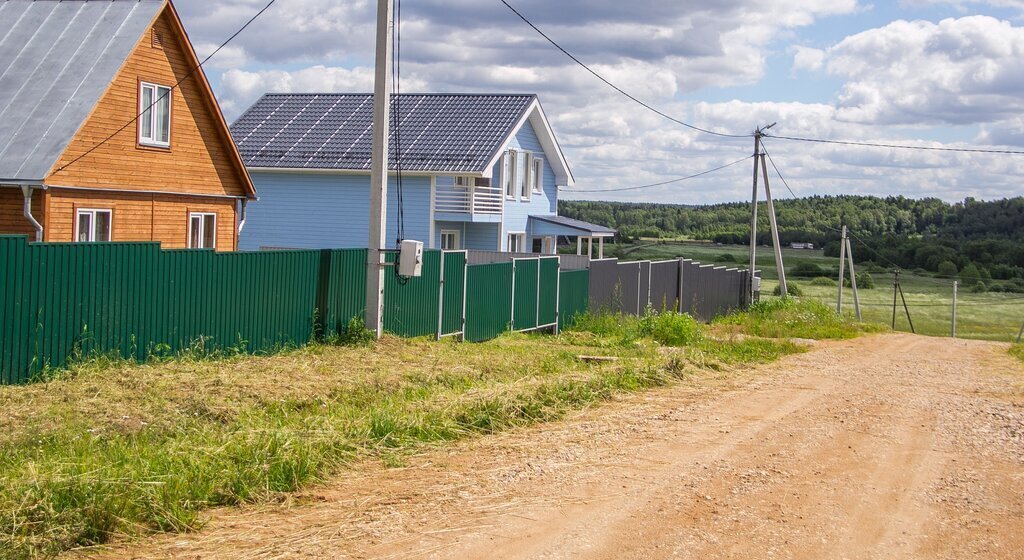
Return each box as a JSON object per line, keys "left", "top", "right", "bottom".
{"left": 323, "top": 249, "right": 367, "bottom": 337}
{"left": 558, "top": 269, "right": 590, "bottom": 330}
{"left": 512, "top": 259, "right": 539, "bottom": 331}
{"left": 440, "top": 251, "right": 466, "bottom": 336}
{"left": 465, "top": 262, "right": 512, "bottom": 342}
{"left": 537, "top": 258, "right": 558, "bottom": 327}
{"left": 383, "top": 250, "right": 441, "bottom": 337}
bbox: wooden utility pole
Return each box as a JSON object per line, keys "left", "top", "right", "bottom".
{"left": 951, "top": 281, "right": 958, "bottom": 338}
{"left": 365, "top": 0, "right": 394, "bottom": 338}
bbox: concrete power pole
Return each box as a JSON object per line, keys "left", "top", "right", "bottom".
{"left": 365, "top": 0, "right": 394, "bottom": 338}
{"left": 749, "top": 123, "right": 783, "bottom": 299}
{"left": 748, "top": 134, "right": 760, "bottom": 303}
{"left": 837, "top": 225, "right": 847, "bottom": 312}
{"left": 760, "top": 150, "right": 788, "bottom": 297}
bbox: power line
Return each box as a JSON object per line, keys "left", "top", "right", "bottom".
{"left": 759, "top": 142, "right": 798, "bottom": 198}
{"left": 765, "top": 133, "right": 1024, "bottom": 156}
{"left": 54, "top": 0, "right": 278, "bottom": 174}
{"left": 560, "top": 155, "right": 752, "bottom": 193}
{"left": 497, "top": 0, "right": 750, "bottom": 140}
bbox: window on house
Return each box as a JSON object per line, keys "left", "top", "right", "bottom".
{"left": 139, "top": 82, "right": 171, "bottom": 147}
{"left": 518, "top": 151, "right": 531, "bottom": 200}
{"left": 75, "top": 209, "right": 112, "bottom": 242}
{"left": 507, "top": 232, "right": 526, "bottom": 253}
{"left": 440, "top": 229, "right": 460, "bottom": 250}
{"left": 532, "top": 157, "right": 545, "bottom": 194}
{"left": 504, "top": 150, "right": 516, "bottom": 199}
{"left": 188, "top": 212, "right": 216, "bottom": 249}
{"left": 454, "top": 176, "right": 473, "bottom": 189}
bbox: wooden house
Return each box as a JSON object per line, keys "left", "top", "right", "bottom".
{"left": 0, "top": 0, "right": 255, "bottom": 250}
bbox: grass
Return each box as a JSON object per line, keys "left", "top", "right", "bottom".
{"left": 1011, "top": 344, "right": 1024, "bottom": 363}
{"left": 0, "top": 303, "right": 837, "bottom": 560}
{"left": 715, "top": 298, "right": 885, "bottom": 340}
{"left": 609, "top": 240, "right": 1024, "bottom": 341}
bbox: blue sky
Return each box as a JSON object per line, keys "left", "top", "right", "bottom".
{"left": 178, "top": 0, "right": 1024, "bottom": 205}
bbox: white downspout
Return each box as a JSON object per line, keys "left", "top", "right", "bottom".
{"left": 21, "top": 186, "right": 43, "bottom": 242}
{"left": 237, "top": 198, "right": 248, "bottom": 235}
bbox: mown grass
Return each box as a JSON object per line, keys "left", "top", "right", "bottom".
{"left": 0, "top": 306, "right": 823, "bottom": 560}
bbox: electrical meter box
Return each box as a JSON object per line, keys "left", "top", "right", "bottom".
{"left": 398, "top": 240, "right": 424, "bottom": 277}
{"left": 752, "top": 276, "right": 762, "bottom": 292}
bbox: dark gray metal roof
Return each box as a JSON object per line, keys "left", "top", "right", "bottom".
{"left": 0, "top": 0, "right": 164, "bottom": 183}
{"left": 230, "top": 93, "right": 537, "bottom": 173}
{"left": 530, "top": 214, "right": 617, "bottom": 236}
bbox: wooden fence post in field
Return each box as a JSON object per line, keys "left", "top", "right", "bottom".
{"left": 951, "top": 280, "right": 958, "bottom": 338}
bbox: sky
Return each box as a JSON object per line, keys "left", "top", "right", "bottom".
{"left": 176, "top": 0, "right": 1024, "bottom": 205}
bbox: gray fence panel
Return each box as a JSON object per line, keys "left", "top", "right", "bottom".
{"left": 466, "top": 250, "right": 589, "bottom": 270}
{"left": 638, "top": 261, "right": 651, "bottom": 313}
{"left": 649, "top": 260, "right": 679, "bottom": 312}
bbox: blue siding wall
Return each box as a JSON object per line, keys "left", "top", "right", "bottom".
{"left": 497, "top": 119, "right": 559, "bottom": 250}
{"left": 435, "top": 221, "right": 500, "bottom": 250}
{"left": 240, "top": 171, "right": 431, "bottom": 250}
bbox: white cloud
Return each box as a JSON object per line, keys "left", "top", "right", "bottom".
{"left": 813, "top": 16, "right": 1024, "bottom": 126}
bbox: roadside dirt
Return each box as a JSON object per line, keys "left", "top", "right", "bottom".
{"left": 81, "top": 334, "right": 1024, "bottom": 559}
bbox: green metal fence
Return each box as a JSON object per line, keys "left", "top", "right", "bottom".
{"left": 0, "top": 236, "right": 588, "bottom": 384}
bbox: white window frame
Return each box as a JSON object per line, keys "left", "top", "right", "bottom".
{"left": 518, "top": 150, "right": 532, "bottom": 201}
{"left": 504, "top": 150, "right": 516, "bottom": 199}
{"left": 75, "top": 208, "right": 113, "bottom": 242}
{"left": 532, "top": 157, "right": 545, "bottom": 194}
{"left": 188, "top": 212, "right": 217, "bottom": 249}
{"left": 454, "top": 176, "right": 474, "bottom": 189}
{"left": 138, "top": 81, "right": 172, "bottom": 148}
{"left": 507, "top": 231, "right": 526, "bottom": 253}
{"left": 440, "top": 229, "right": 461, "bottom": 250}
{"left": 541, "top": 235, "right": 555, "bottom": 255}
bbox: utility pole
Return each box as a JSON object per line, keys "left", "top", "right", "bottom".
{"left": 891, "top": 269, "right": 915, "bottom": 334}
{"left": 365, "top": 0, "right": 394, "bottom": 338}
{"left": 844, "top": 235, "right": 861, "bottom": 320}
{"left": 951, "top": 281, "right": 958, "bottom": 338}
{"left": 749, "top": 123, "right": 783, "bottom": 299}
{"left": 837, "top": 225, "right": 847, "bottom": 313}
{"left": 760, "top": 150, "right": 787, "bottom": 298}
{"left": 748, "top": 133, "right": 760, "bottom": 303}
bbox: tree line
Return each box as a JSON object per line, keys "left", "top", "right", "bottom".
{"left": 559, "top": 195, "right": 1024, "bottom": 288}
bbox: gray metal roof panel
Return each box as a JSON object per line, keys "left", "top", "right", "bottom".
{"left": 231, "top": 93, "right": 536, "bottom": 173}
{"left": 0, "top": 0, "right": 163, "bottom": 182}
{"left": 530, "top": 214, "right": 617, "bottom": 235}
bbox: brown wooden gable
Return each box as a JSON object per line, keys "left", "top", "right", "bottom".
{"left": 45, "top": 0, "right": 255, "bottom": 199}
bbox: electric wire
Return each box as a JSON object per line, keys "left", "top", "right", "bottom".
{"left": 497, "top": 0, "right": 750, "bottom": 140}
{"left": 392, "top": 0, "right": 405, "bottom": 247}
{"left": 759, "top": 141, "right": 799, "bottom": 199}
{"left": 54, "top": 0, "right": 278, "bottom": 174}
{"left": 764, "top": 133, "right": 1024, "bottom": 156}
{"left": 561, "top": 155, "right": 752, "bottom": 193}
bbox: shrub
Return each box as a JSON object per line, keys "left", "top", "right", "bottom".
{"left": 845, "top": 271, "right": 875, "bottom": 289}
{"left": 936, "top": 260, "right": 958, "bottom": 278}
{"left": 337, "top": 317, "right": 376, "bottom": 346}
{"left": 773, "top": 282, "right": 803, "bottom": 296}
{"left": 960, "top": 263, "right": 982, "bottom": 286}
{"left": 790, "top": 262, "right": 825, "bottom": 277}
{"left": 810, "top": 276, "right": 836, "bottom": 286}
{"left": 638, "top": 311, "right": 704, "bottom": 346}
{"left": 969, "top": 281, "right": 988, "bottom": 293}
{"left": 718, "top": 253, "right": 737, "bottom": 263}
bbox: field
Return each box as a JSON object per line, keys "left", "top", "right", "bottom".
{"left": 610, "top": 240, "right": 1024, "bottom": 341}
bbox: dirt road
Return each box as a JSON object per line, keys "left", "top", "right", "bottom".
{"left": 86, "top": 334, "right": 1024, "bottom": 559}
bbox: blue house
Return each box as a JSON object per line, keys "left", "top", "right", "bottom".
{"left": 230, "top": 93, "right": 614, "bottom": 254}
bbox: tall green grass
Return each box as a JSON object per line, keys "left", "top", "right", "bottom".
{"left": 715, "top": 298, "right": 885, "bottom": 340}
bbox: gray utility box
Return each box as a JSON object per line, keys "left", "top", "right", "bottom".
{"left": 398, "top": 240, "right": 424, "bottom": 277}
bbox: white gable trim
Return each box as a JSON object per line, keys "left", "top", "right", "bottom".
{"left": 481, "top": 98, "right": 574, "bottom": 187}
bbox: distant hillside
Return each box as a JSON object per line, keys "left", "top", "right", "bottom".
{"left": 560, "top": 196, "right": 1024, "bottom": 283}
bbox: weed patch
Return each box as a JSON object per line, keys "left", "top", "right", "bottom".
{"left": 1011, "top": 343, "right": 1024, "bottom": 363}
{"left": 716, "top": 298, "right": 884, "bottom": 340}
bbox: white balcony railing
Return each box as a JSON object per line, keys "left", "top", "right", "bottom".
{"left": 434, "top": 184, "right": 503, "bottom": 215}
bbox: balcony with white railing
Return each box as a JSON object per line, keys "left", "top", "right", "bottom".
{"left": 434, "top": 179, "right": 504, "bottom": 222}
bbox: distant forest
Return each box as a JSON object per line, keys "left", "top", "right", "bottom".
{"left": 559, "top": 196, "right": 1024, "bottom": 285}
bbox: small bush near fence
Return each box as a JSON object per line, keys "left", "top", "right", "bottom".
{"left": 811, "top": 276, "right": 836, "bottom": 286}
{"left": 773, "top": 282, "right": 804, "bottom": 297}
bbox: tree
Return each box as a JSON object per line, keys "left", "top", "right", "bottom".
{"left": 936, "top": 260, "right": 958, "bottom": 278}
{"left": 960, "top": 263, "right": 982, "bottom": 286}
